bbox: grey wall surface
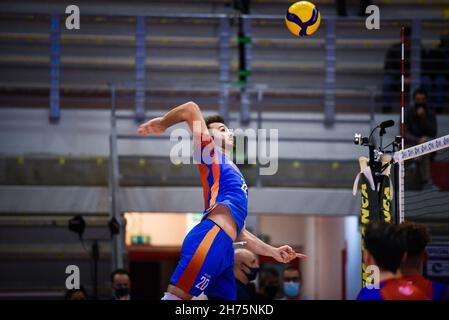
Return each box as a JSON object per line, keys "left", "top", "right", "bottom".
{"left": 3, "top": 108, "right": 445, "bottom": 160}
{"left": 0, "top": 185, "right": 360, "bottom": 216}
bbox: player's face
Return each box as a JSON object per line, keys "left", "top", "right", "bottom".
{"left": 208, "top": 122, "right": 234, "bottom": 150}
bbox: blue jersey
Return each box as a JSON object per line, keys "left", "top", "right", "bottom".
{"left": 195, "top": 133, "right": 248, "bottom": 236}
{"left": 167, "top": 131, "right": 248, "bottom": 299}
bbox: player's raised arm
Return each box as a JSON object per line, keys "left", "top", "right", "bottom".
{"left": 237, "top": 227, "right": 307, "bottom": 264}
{"left": 137, "top": 101, "right": 209, "bottom": 137}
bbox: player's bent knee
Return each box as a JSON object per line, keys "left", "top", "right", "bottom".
{"left": 161, "top": 292, "right": 182, "bottom": 300}
{"left": 166, "top": 284, "right": 192, "bottom": 300}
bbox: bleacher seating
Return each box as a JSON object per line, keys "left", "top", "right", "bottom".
{"left": 1, "top": 1, "right": 448, "bottom": 113}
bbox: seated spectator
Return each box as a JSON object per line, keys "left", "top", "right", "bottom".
{"left": 64, "top": 286, "right": 88, "bottom": 300}
{"left": 233, "top": 248, "right": 259, "bottom": 300}
{"left": 280, "top": 266, "right": 307, "bottom": 300}
{"left": 399, "top": 221, "right": 449, "bottom": 300}
{"left": 405, "top": 88, "right": 438, "bottom": 189}
{"left": 357, "top": 222, "right": 428, "bottom": 300}
{"left": 111, "top": 269, "right": 131, "bottom": 300}
{"left": 256, "top": 267, "right": 281, "bottom": 300}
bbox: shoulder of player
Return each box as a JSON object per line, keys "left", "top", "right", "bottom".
{"left": 382, "top": 278, "right": 429, "bottom": 300}
{"left": 401, "top": 274, "right": 428, "bottom": 284}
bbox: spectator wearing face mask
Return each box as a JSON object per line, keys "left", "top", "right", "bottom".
{"left": 256, "top": 267, "right": 280, "bottom": 300}
{"left": 281, "top": 266, "right": 307, "bottom": 300}
{"left": 111, "top": 269, "right": 131, "bottom": 300}
{"left": 234, "top": 248, "right": 259, "bottom": 300}
{"left": 405, "top": 88, "right": 438, "bottom": 189}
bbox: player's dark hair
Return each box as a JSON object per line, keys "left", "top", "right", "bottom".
{"left": 110, "top": 268, "right": 130, "bottom": 283}
{"left": 205, "top": 114, "right": 226, "bottom": 129}
{"left": 399, "top": 221, "right": 431, "bottom": 257}
{"left": 365, "top": 222, "right": 406, "bottom": 273}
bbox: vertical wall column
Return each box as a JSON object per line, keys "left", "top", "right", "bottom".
{"left": 239, "top": 16, "right": 252, "bottom": 126}
{"left": 109, "top": 85, "right": 124, "bottom": 271}
{"left": 303, "top": 216, "right": 317, "bottom": 300}
{"left": 50, "top": 15, "right": 60, "bottom": 122}
{"left": 218, "top": 15, "right": 231, "bottom": 123}
{"left": 324, "top": 19, "right": 336, "bottom": 127}
{"left": 344, "top": 216, "right": 362, "bottom": 300}
{"left": 135, "top": 16, "right": 146, "bottom": 121}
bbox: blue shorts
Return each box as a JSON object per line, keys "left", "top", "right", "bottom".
{"left": 169, "top": 219, "right": 236, "bottom": 300}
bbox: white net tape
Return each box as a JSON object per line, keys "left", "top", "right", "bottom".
{"left": 393, "top": 134, "right": 449, "bottom": 163}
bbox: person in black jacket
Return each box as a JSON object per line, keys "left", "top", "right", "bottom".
{"left": 405, "top": 88, "right": 438, "bottom": 189}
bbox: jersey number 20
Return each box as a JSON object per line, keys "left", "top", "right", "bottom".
{"left": 195, "top": 276, "right": 210, "bottom": 291}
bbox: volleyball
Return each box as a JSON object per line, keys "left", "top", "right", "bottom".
{"left": 285, "top": 1, "right": 321, "bottom": 37}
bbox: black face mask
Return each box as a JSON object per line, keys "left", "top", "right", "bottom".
{"left": 243, "top": 264, "right": 259, "bottom": 282}
{"left": 114, "top": 287, "right": 130, "bottom": 298}
{"left": 265, "top": 285, "right": 279, "bottom": 299}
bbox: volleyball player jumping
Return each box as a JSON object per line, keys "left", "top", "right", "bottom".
{"left": 138, "top": 101, "right": 306, "bottom": 300}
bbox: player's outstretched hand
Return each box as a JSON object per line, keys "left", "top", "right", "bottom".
{"left": 137, "top": 117, "right": 166, "bottom": 136}
{"left": 273, "top": 245, "right": 307, "bottom": 263}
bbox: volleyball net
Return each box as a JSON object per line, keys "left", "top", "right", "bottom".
{"left": 393, "top": 134, "right": 449, "bottom": 239}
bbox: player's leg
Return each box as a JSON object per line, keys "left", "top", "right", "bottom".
{"left": 204, "top": 232, "right": 236, "bottom": 300}
{"left": 204, "top": 265, "right": 236, "bottom": 300}
{"left": 162, "top": 284, "right": 191, "bottom": 300}
{"left": 162, "top": 219, "right": 228, "bottom": 300}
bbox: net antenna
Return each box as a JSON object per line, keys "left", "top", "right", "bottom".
{"left": 398, "top": 26, "right": 406, "bottom": 223}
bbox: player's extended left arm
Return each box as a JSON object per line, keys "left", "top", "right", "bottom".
{"left": 236, "top": 227, "right": 306, "bottom": 263}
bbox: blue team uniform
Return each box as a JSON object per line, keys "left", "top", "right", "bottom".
{"left": 169, "top": 132, "right": 248, "bottom": 299}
